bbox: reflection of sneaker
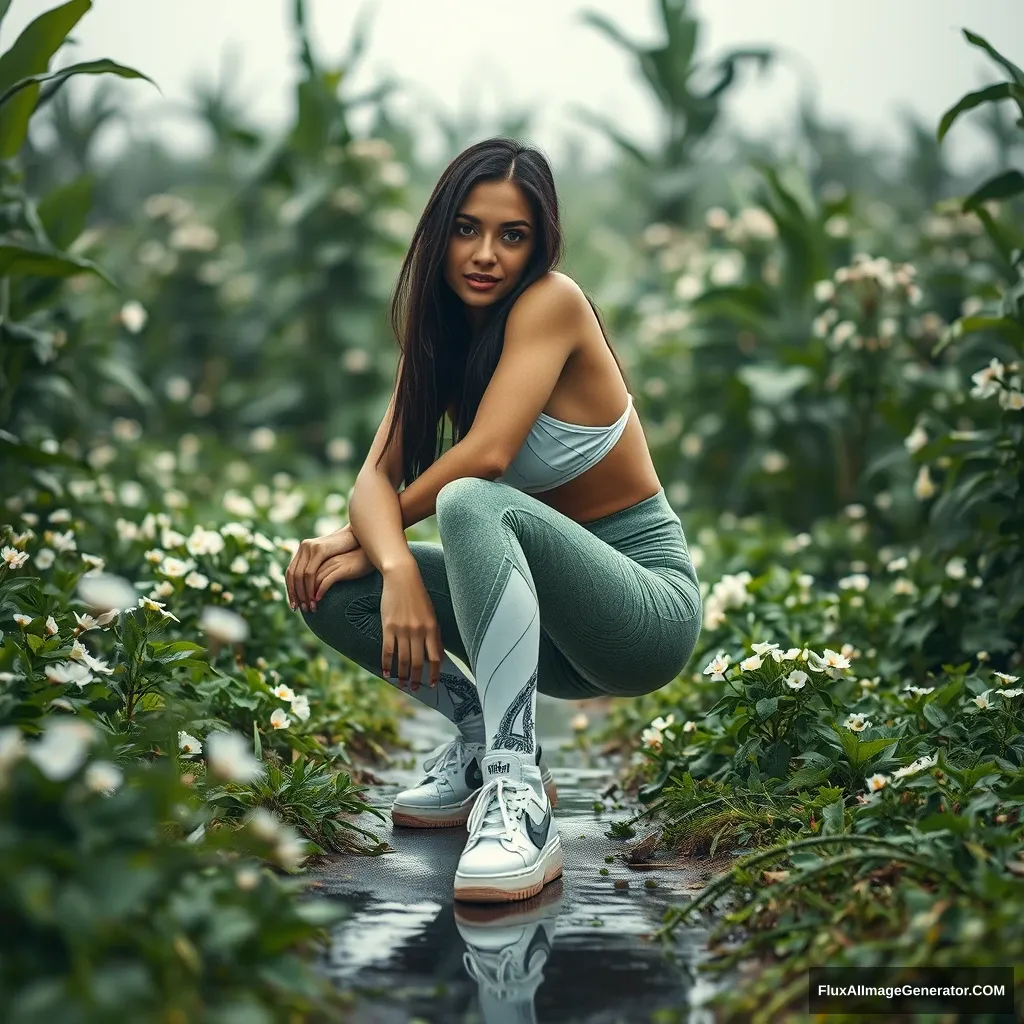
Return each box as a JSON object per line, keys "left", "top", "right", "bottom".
{"left": 456, "top": 880, "right": 564, "bottom": 1024}
{"left": 454, "top": 752, "right": 563, "bottom": 902}
{"left": 392, "top": 740, "right": 557, "bottom": 829}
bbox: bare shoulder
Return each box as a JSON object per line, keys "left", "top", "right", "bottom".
{"left": 507, "top": 271, "right": 590, "bottom": 330}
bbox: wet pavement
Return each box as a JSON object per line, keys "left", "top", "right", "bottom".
{"left": 312, "top": 695, "right": 723, "bottom": 1024}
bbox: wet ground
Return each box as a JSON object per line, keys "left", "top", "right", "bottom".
{"left": 312, "top": 695, "right": 724, "bottom": 1024}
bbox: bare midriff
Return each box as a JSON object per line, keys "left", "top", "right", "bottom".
{"left": 450, "top": 271, "right": 663, "bottom": 525}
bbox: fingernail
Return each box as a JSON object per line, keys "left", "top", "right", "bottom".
{"left": 311, "top": 602, "right": 317, "bottom": 612}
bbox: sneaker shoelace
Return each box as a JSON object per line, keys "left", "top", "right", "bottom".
{"left": 462, "top": 945, "right": 548, "bottom": 999}
{"left": 422, "top": 737, "right": 469, "bottom": 778}
{"left": 466, "top": 778, "right": 530, "bottom": 842}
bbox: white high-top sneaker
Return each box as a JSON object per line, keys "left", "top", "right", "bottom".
{"left": 392, "top": 739, "right": 558, "bottom": 829}
{"left": 453, "top": 751, "right": 563, "bottom": 903}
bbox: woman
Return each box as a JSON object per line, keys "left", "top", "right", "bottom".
{"left": 286, "top": 137, "right": 701, "bottom": 904}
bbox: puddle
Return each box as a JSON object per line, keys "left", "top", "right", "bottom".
{"left": 311, "top": 696, "right": 722, "bottom": 1023}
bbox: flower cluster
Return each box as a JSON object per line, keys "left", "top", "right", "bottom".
{"left": 969, "top": 357, "right": 1024, "bottom": 412}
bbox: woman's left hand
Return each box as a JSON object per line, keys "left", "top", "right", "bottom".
{"left": 311, "top": 547, "right": 376, "bottom": 603}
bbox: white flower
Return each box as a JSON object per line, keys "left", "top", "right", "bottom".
{"left": 904, "top": 424, "right": 928, "bottom": 454}
{"left": 866, "top": 773, "right": 888, "bottom": 792}
{"left": 844, "top": 714, "right": 869, "bottom": 732}
{"left": 839, "top": 574, "right": 870, "bottom": 592}
{"left": 45, "top": 661, "right": 93, "bottom": 688}
{"left": 892, "top": 577, "right": 917, "bottom": 596}
{"left": 994, "top": 672, "right": 1020, "bottom": 686}
{"left": 972, "top": 690, "right": 993, "bottom": 709}
{"left": 682, "top": 720, "right": 697, "bottom": 732}
{"left": 178, "top": 731, "right": 203, "bottom": 755}
{"left": 84, "top": 761, "right": 123, "bottom": 794}
{"left": 67, "top": 639, "right": 114, "bottom": 676}
{"left": 78, "top": 572, "right": 137, "bottom": 614}
{"left": 119, "top": 301, "right": 148, "bottom": 333}
{"left": 740, "top": 654, "right": 762, "bottom": 672}
{"left": 290, "top": 694, "right": 311, "bottom": 722}
{"left": 821, "top": 649, "right": 851, "bottom": 678}
{"left": 44, "top": 615, "right": 59, "bottom": 636}
{"left": 998, "top": 688, "right": 1024, "bottom": 699}
{"left": 26, "top": 720, "right": 96, "bottom": 780}
{"left": 199, "top": 606, "right": 249, "bottom": 644}
{"left": 969, "top": 358, "right": 1004, "bottom": 399}
{"left": 206, "top": 731, "right": 264, "bottom": 782}
{"left": 13, "top": 613, "right": 32, "bottom": 627}
{"left": 0, "top": 726, "right": 26, "bottom": 785}
{"left": 1001, "top": 389, "right": 1024, "bottom": 411}
{"left": 786, "top": 670, "right": 809, "bottom": 690}
{"left": 270, "top": 708, "right": 291, "bottom": 730}
{"left": 651, "top": 714, "right": 676, "bottom": 734}
{"left": 641, "top": 726, "right": 663, "bottom": 749}
{"left": 230, "top": 556, "right": 250, "bottom": 574}
{"left": 887, "top": 556, "right": 909, "bottom": 572}
{"left": 570, "top": 712, "right": 589, "bottom": 731}
{"left": 904, "top": 685, "right": 934, "bottom": 696}
{"left": 894, "top": 753, "right": 937, "bottom": 779}
{"left": 273, "top": 683, "right": 296, "bottom": 702}
{"left": 945, "top": 557, "right": 967, "bottom": 580}
{"left": 160, "top": 556, "right": 194, "bottom": 579}
{"left": 187, "top": 525, "right": 225, "bottom": 557}
{"left": 184, "top": 571, "right": 210, "bottom": 590}
{"left": 1, "top": 546, "right": 29, "bottom": 569}
{"left": 913, "top": 465, "right": 937, "bottom": 500}
{"left": 702, "top": 652, "right": 731, "bottom": 680}
{"left": 139, "top": 596, "right": 180, "bottom": 623}
{"left": 160, "top": 528, "right": 186, "bottom": 550}
{"left": 751, "top": 641, "right": 779, "bottom": 656}
{"left": 814, "top": 279, "right": 835, "bottom": 303}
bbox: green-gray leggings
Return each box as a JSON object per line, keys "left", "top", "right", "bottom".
{"left": 302, "top": 479, "right": 701, "bottom": 748}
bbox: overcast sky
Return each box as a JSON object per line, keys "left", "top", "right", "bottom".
{"left": 6, "top": 0, "right": 1023, "bottom": 170}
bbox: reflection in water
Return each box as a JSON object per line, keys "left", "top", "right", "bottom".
{"left": 456, "top": 881, "right": 564, "bottom": 1024}
{"left": 317, "top": 708, "right": 715, "bottom": 1022}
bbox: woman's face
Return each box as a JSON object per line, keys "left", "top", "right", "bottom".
{"left": 443, "top": 179, "right": 536, "bottom": 324}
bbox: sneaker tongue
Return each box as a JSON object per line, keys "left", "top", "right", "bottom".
{"left": 480, "top": 752, "right": 525, "bottom": 785}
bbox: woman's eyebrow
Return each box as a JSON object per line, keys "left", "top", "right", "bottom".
{"left": 455, "top": 213, "right": 531, "bottom": 228}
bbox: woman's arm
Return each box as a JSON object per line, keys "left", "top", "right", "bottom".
{"left": 350, "top": 388, "right": 503, "bottom": 572}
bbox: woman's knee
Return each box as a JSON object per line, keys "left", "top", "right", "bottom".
{"left": 300, "top": 572, "right": 380, "bottom": 648}
{"left": 436, "top": 477, "right": 508, "bottom": 534}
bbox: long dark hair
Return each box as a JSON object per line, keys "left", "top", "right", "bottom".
{"left": 377, "top": 136, "right": 630, "bottom": 486}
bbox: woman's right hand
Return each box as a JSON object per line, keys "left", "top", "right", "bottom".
{"left": 379, "top": 560, "right": 443, "bottom": 691}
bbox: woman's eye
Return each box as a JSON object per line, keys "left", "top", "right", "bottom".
{"left": 454, "top": 224, "right": 524, "bottom": 242}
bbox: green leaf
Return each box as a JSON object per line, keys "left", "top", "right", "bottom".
{"left": 0, "top": 0, "right": 90, "bottom": 159}
{"left": 963, "top": 169, "right": 1024, "bottom": 211}
{"left": 36, "top": 174, "right": 94, "bottom": 250}
{"left": 578, "top": 10, "right": 641, "bottom": 58}
{"left": 0, "top": 233, "right": 114, "bottom": 284}
{"left": 0, "top": 58, "right": 159, "bottom": 113}
{"left": 570, "top": 104, "right": 651, "bottom": 167}
{"left": 922, "top": 702, "right": 949, "bottom": 728}
{"left": 963, "top": 29, "right": 1024, "bottom": 88}
{"left": 938, "top": 82, "right": 1024, "bottom": 141}
{"left": 761, "top": 741, "right": 790, "bottom": 779}
{"left": 821, "top": 797, "right": 846, "bottom": 835}
{"left": 93, "top": 356, "right": 152, "bottom": 407}
{"left": 737, "top": 363, "right": 813, "bottom": 404}
{"left": 253, "top": 720, "right": 262, "bottom": 760}
{"left": 0, "top": 431, "right": 81, "bottom": 468}
{"left": 755, "top": 696, "right": 778, "bottom": 723}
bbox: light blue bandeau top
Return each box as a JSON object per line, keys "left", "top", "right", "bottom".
{"left": 499, "top": 393, "right": 633, "bottom": 494}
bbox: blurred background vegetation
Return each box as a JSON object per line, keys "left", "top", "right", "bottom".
{"left": 2, "top": 0, "right": 1023, "bottom": 1018}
